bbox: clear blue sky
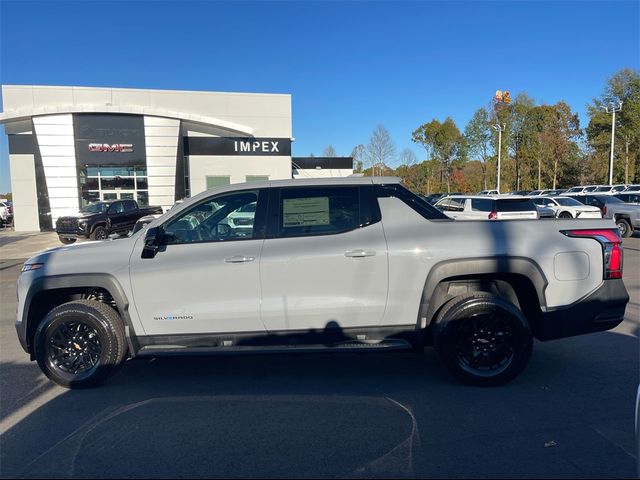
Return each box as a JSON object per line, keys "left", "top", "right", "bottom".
{"left": 1, "top": 0, "right": 638, "bottom": 192}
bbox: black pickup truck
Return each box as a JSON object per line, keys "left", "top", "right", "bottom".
{"left": 56, "top": 199, "right": 163, "bottom": 244}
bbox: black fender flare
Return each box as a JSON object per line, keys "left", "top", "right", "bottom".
{"left": 20, "top": 273, "right": 139, "bottom": 356}
{"left": 419, "top": 256, "right": 548, "bottom": 326}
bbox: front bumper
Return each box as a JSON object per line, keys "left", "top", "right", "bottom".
{"left": 535, "top": 279, "right": 629, "bottom": 341}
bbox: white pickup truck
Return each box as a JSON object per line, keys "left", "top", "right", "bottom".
{"left": 16, "top": 177, "right": 629, "bottom": 388}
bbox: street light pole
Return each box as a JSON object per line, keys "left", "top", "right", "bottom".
{"left": 604, "top": 101, "right": 623, "bottom": 185}
{"left": 493, "top": 124, "right": 506, "bottom": 192}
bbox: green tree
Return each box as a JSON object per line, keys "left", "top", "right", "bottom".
{"left": 586, "top": 68, "right": 640, "bottom": 183}
{"left": 412, "top": 118, "right": 465, "bottom": 192}
{"left": 464, "top": 107, "right": 493, "bottom": 189}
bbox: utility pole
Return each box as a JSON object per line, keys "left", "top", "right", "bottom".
{"left": 493, "top": 124, "right": 506, "bottom": 192}
{"left": 604, "top": 101, "right": 622, "bottom": 185}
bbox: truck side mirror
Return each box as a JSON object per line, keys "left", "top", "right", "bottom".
{"left": 142, "top": 226, "right": 162, "bottom": 259}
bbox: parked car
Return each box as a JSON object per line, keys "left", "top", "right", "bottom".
{"left": 56, "top": 200, "right": 163, "bottom": 244}
{"left": 16, "top": 177, "right": 628, "bottom": 389}
{"left": 0, "top": 201, "right": 13, "bottom": 227}
{"left": 570, "top": 194, "right": 639, "bottom": 237}
{"left": 508, "top": 190, "right": 532, "bottom": 196}
{"left": 623, "top": 184, "right": 640, "bottom": 193}
{"left": 423, "top": 193, "right": 462, "bottom": 205}
{"left": 435, "top": 195, "right": 539, "bottom": 220}
{"left": 592, "top": 185, "right": 628, "bottom": 195}
{"left": 564, "top": 185, "right": 599, "bottom": 195}
{"left": 534, "top": 204, "right": 556, "bottom": 219}
{"left": 531, "top": 196, "right": 602, "bottom": 219}
{"left": 529, "top": 189, "right": 566, "bottom": 196}
{"left": 477, "top": 189, "right": 499, "bottom": 195}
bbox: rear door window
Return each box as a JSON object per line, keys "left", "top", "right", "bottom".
{"left": 275, "top": 186, "right": 361, "bottom": 238}
{"left": 496, "top": 198, "right": 536, "bottom": 212}
{"left": 471, "top": 198, "right": 494, "bottom": 211}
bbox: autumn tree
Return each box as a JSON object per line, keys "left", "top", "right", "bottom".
{"left": 412, "top": 118, "right": 465, "bottom": 192}
{"left": 464, "top": 107, "right": 493, "bottom": 189}
{"left": 586, "top": 68, "right": 640, "bottom": 183}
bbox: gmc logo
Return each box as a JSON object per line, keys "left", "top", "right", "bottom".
{"left": 88, "top": 143, "right": 134, "bottom": 153}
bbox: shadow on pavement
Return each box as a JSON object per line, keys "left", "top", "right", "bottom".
{"left": 0, "top": 329, "right": 637, "bottom": 479}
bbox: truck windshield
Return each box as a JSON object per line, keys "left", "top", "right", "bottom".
{"left": 80, "top": 203, "right": 108, "bottom": 214}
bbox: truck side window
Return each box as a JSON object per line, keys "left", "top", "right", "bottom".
{"left": 163, "top": 190, "right": 260, "bottom": 244}
{"left": 110, "top": 202, "right": 125, "bottom": 214}
{"left": 276, "top": 186, "right": 360, "bottom": 238}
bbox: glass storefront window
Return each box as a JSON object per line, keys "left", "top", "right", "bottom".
{"left": 83, "top": 191, "right": 100, "bottom": 204}
{"left": 83, "top": 178, "right": 99, "bottom": 190}
{"left": 100, "top": 166, "right": 135, "bottom": 177}
{"left": 101, "top": 176, "right": 135, "bottom": 190}
{"left": 78, "top": 165, "right": 148, "bottom": 208}
{"left": 137, "top": 191, "right": 149, "bottom": 205}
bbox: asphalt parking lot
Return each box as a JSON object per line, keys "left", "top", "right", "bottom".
{"left": 0, "top": 230, "right": 638, "bottom": 478}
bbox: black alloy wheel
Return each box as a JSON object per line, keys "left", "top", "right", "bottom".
{"left": 454, "top": 311, "right": 515, "bottom": 377}
{"left": 34, "top": 300, "right": 127, "bottom": 388}
{"left": 91, "top": 226, "right": 108, "bottom": 240}
{"left": 47, "top": 321, "right": 102, "bottom": 375}
{"left": 434, "top": 293, "right": 533, "bottom": 386}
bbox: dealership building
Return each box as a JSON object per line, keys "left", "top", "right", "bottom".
{"left": 1, "top": 85, "right": 353, "bottom": 231}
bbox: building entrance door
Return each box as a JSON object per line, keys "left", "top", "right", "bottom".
{"left": 101, "top": 190, "right": 136, "bottom": 201}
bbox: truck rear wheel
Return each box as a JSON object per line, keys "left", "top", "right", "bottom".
{"left": 34, "top": 300, "right": 127, "bottom": 388}
{"left": 616, "top": 218, "right": 632, "bottom": 238}
{"left": 434, "top": 293, "right": 533, "bottom": 386}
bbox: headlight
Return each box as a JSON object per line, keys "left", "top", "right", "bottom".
{"left": 21, "top": 263, "right": 44, "bottom": 273}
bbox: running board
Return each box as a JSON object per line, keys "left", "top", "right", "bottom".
{"left": 136, "top": 339, "right": 413, "bottom": 357}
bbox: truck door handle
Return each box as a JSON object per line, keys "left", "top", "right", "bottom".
{"left": 344, "top": 249, "right": 376, "bottom": 258}
{"left": 224, "top": 255, "right": 255, "bottom": 263}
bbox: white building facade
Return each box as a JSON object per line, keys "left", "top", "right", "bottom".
{"left": 1, "top": 85, "right": 305, "bottom": 231}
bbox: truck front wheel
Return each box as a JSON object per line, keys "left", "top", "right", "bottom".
{"left": 34, "top": 300, "right": 127, "bottom": 388}
{"left": 434, "top": 293, "right": 533, "bottom": 386}
{"left": 58, "top": 237, "right": 76, "bottom": 245}
{"left": 90, "top": 226, "right": 108, "bottom": 240}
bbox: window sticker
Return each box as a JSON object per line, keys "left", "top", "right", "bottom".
{"left": 283, "top": 197, "right": 330, "bottom": 227}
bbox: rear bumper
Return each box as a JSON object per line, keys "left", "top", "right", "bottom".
{"left": 535, "top": 279, "right": 629, "bottom": 341}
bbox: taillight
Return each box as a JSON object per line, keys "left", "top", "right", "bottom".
{"left": 561, "top": 229, "right": 623, "bottom": 279}
{"left": 488, "top": 211, "right": 497, "bottom": 220}
{"left": 602, "top": 205, "right": 607, "bottom": 216}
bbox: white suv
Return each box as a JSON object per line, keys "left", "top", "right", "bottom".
{"left": 0, "top": 201, "right": 12, "bottom": 227}
{"left": 435, "top": 195, "right": 539, "bottom": 220}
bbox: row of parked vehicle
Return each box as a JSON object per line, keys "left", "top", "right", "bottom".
{"left": 0, "top": 199, "right": 13, "bottom": 227}
{"left": 424, "top": 184, "right": 640, "bottom": 237}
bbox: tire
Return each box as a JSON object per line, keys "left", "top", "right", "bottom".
{"left": 433, "top": 293, "right": 533, "bottom": 386}
{"left": 90, "top": 225, "right": 108, "bottom": 240}
{"left": 34, "top": 300, "right": 127, "bottom": 388}
{"left": 59, "top": 237, "right": 77, "bottom": 245}
{"left": 616, "top": 218, "right": 632, "bottom": 238}
{"left": 558, "top": 211, "right": 573, "bottom": 219}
